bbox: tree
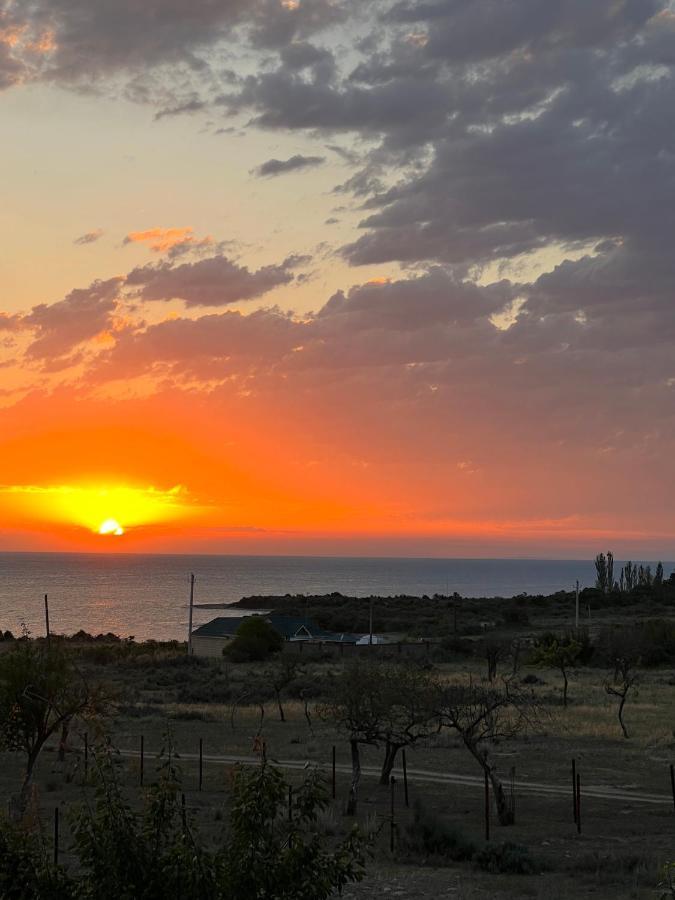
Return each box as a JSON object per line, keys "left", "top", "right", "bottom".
{"left": 224, "top": 617, "right": 283, "bottom": 662}
{"left": 375, "top": 664, "right": 439, "bottom": 784}
{"left": 480, "top": 637, "right": 508, "bottom": 682}
{"left": 0, "top": 739, "right": 368, "bottom": 899}
{"left": 0, "top": 637, "right": 105, "bottom": 814}
{"left": 529, "top": 634, "right": 582, "bottom": 707}
{"left": 605, "top": 654, "right": 638, "bottom": 739}
{"left": 435, "top": 678, "right": 540, "bottom": 826}
{"left": 595, "top": 553, "right": 608, "bottom": 593}
{"left": 266, "top": 658, "right": 299, "bottom": 723}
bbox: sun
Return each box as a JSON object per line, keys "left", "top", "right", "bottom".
{"left": 98, "top": 518, "right": 124, "bottom": 536}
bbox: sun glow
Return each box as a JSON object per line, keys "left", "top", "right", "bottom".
{"left": 98, "top": 518, "right": 124, "bottom": 536}
{"left": 0, "top": 482, "right": 197, "bottom": 536}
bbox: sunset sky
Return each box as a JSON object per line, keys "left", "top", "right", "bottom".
{"left": 1, "top": 0, "right": 675, "bottom": 557}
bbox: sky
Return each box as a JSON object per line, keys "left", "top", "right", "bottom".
{"left": 1, "top": 0, "right": 675, "bottom": 558}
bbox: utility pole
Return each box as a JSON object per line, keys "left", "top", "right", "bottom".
{"left": 187, "top": 573, "right": 195, "bottom": 655}
{"left": 574, "top": 580, "right": 580, "bottom": 630}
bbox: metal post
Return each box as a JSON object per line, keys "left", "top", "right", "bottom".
{"left": 53, "top": 807, "right": 59, "bottom": 867}
{"left": 576, "top": 773, "right": 581, "bottom": 834}
{"left": 140, "top": 735, "right": 144, "bottom": 786}
{"left": 44, "top": 594, "right": 51, "bottom": 647}
{"left": 332, "top": 746, "right": 336, "bottom": 799}
{"left": 187, "top": 573, "right": 195, "bottom": 655}
{"left": 572, "top": 758, "right": 577, "bottom": 822}
{"left": 484, "top": 769, "right": 490, "bottom": 841}
{"left": 402, "top": 749, "right": 409, "bottom": 807}
{"left": 199, "top": 738, "right": 203, "bottom": 791}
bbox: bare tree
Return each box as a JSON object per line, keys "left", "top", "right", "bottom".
{"left": 605, "top": 655, "right": 638, "bottom": 739}
{"left": 435, "top": 677, "right": 541, "bottom": 826}
{"left": 481, "top": 638, "right": 508, "bottom": 682}
{"left": 530, "top": 635, "right": 582, "bottom": 707}
{"left": 266, "top": 658, "right": 298, "bottom": 723}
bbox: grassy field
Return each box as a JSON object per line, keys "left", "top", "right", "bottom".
{"left": 2, "top": 638, "right": 674, "bottom": 899}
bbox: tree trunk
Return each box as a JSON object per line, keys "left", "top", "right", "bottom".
{"left": 58, "top": 717, "right": 71, "bottom": 762}
{"left": 618, "top": 693, "right": 629, "bottom": 739}
{"left": 488, "top": 767, "right": 515, "bottom": 826}
{"left": 379, "top": 741, "right": 399, "bottom": 785}
{"left": 17, "top": 745, "right": 42, "bottom": 818}
{"left": 346, "top": 739, "right": 361, "bottom": 815}
{"left": 274, "top": 689, "right": 285, "bottom": 723}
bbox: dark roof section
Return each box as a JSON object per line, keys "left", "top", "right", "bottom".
{"left": 192, "top": 614, "right": 324, "bottom": 640}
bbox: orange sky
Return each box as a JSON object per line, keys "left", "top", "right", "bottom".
{"left": 1, "top": 3, "right": 674, "bottom": 558}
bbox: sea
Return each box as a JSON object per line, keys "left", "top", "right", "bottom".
{"left": 0, "top": 553, "right": 669, "bottom": 643}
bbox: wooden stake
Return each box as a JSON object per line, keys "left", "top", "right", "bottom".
{"left": 53, "top": 807, "right": 59, "bottom": 867}
{"left": 389, "top": 776, "right": 396, "bottom": 852}
{"left": 484, "top": 769, "right": 490, "bottom": 842}
{"left": 576, "top": 773, "right": 581, "bottom": 834}
{"left": 402, "top": 749, "right": 409, "bottom": 808}
{"left": 331, "top": 745, "right": 336, "bottom": 799}
{"left": 572, "top": 758, "right": 577, "bottom": 823}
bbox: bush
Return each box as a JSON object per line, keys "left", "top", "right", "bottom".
{"left": 224, "top": 617, "right": 283, "bottom": 662}
{"left": 398, "top": 802, "right": 476, "bottom": 864}
{"left": 473, "top": 841, "right": 537, "bottom": 875}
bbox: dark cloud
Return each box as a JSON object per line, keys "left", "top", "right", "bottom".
{"left": 23, "top": 278, "right": 122, "bottom": 363}
{"left": 125, "top": 254, "right": 301, "bottom": 307}
{"left": 252, "top": 154, "right": 326, "bottom": 177}
{"left": 73, "top": 229, "right": 104, "bottom": 245}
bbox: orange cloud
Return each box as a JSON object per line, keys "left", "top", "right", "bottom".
{"left": 124, "top": 227, "right": 198, "bottom": 253}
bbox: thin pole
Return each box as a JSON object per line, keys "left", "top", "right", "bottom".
{"left": 670, "top": 763, "right": 675, "bottom": 813}
{"left": 572, "top": 758, "right": 577, "bottom": 822}
{"left": 44, "top": 594, "right": 51, "bottom": 647}
{"left": 187, "top": 573, "right": 195, "bottom": 655}
{"left": 199, "top": 738, "right": 203, "bottom": 791}
{"left": 140, "top": 735, "right": 144, "bottom": 786}
{"left": 84, "top": 733, "right": 89, "bottom": 780}
{"left": 369, "top": 597, "right": 373, "bottom": 645}
{"left": 389, "top": 776, "right": 396, "bottom": 852}
{"left": 331, "top": 746, "right": 336, "bottom": 799}
{"left": 575, "top": 580, "right": 580, "bottom": 629}
{"left": 288, "top": 785, "right": 293, "bottom": 823}
{"left": 576, "top": 773, "right": 581, "bottom": 834}
{"left": 402, "top": 749, "right": 409, "bottom": 807}
{"left": 484, "top": 769, "right": 490, "bottom": 841}
{"left": 53, "top": 807, "right": 59, "bottom": 867}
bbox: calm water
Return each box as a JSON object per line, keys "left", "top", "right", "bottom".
{"left": 0, "top": 553, "right": 669, "bottom": 642}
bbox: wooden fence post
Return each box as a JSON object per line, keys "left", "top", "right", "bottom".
{"left": 53, "top": 807, "right": 59, "bottom": 867}
{"left": 288, "top": 785, "right": 293, "bottom": 823}
{"left": 402, "top": 749, "right": 409, "bottom": 807}
{"left": 390, "top": 776, "right": 396, "bottom": 853}
{"left": 572, "top": 758, "right": 577, "bottom": 823}
{"left": 576, "top": 773, "right": 581, "bottom": 834}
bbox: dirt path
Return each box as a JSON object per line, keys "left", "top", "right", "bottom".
{"left": 118, "top": 747, "right": 673, "bottom": 807}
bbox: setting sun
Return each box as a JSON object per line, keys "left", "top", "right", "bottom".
{"left": 98, "top": 518, "right": 124, "bottom": 536}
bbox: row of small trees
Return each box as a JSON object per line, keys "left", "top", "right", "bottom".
{"left": 595, "top": 551, "right": 667, "bottom": 594}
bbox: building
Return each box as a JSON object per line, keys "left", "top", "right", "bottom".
{"left": 190, "top": 613, "right": 327, "bottom": 658}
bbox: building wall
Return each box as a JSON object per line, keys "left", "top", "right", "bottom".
{"left": 191, "top": 635, "right": 230, "bottom": 658}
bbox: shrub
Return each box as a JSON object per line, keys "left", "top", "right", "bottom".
{"left": 398, "top": 801, "right": 476, "bottom": 864}
{"left": 473, "top": 841, "right": 537, "bottom": 875}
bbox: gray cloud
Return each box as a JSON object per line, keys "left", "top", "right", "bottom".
{"left": 73, "top": 228, "right": 104, "bottom": 245}
{"left": 252, "top": 154, "right": 326, "bottom": 177}
{"left": 125, "top": 254, "right": 301, "bottom": 307}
